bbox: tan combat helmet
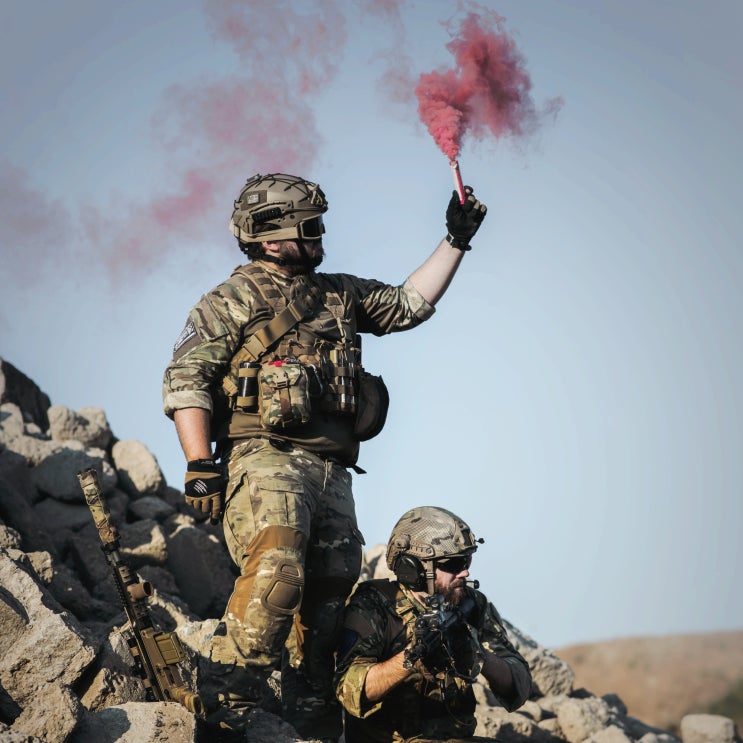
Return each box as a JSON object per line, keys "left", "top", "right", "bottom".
{"left": 386, "top": 506, "right": 480, "bottom": 594}
{"left": 230, "top": 173, "right": 328, "bottom": 243}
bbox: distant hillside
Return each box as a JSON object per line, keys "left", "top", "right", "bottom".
{"left": 556, "top": 631, "right": 743, "bottom": 734}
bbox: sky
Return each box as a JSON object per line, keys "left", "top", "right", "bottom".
{"left": 1, "top": 0, "right": 741, "bottom": 650}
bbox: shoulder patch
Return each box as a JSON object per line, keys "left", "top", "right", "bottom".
{"left": 335, "top": 628, "right": 361, "bottom": 665}
{"left": 173, "top": 320, "right": 197, "bottom": 354}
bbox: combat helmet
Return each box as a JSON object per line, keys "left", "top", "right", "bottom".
{"left": 230, "top": 172, "right": 328, "bottom": 244}
{"left": 386, "top": 506, "right": 480, "bottom": 594}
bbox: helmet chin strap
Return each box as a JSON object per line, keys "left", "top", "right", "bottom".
{"left": 424, "top": 561, "right": 436, "bottom": 595}
{"left": 260, "top": 253, "right": 290, "bottom": 267}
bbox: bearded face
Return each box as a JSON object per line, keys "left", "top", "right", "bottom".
{"left": 274, "top": 239, "right": 325, "bottom": 275}
{"left": 434, "top": 567, "right": 469, "bottom": 605}
{"left": 431, "top": 552, "right": 473, "bottom": 605}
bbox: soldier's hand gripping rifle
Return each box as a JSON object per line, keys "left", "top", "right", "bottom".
{"left": 77, "top": 467, "right": 204, "bottom": 717}
{"left": 403, "top": 592, "right": 482, "bottom": 683}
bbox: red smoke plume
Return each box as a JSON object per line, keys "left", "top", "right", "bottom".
{"left": 0, "top": 160, "right": 76, "bottom": 281}
{"left": 87, "top": 0, "right": 348, "bottom": 279}
{"left": 6, "top": 2, "right": 558, "bottom": 287}
{"left": 416, "top": 9, "right": 562, "bottom": 161}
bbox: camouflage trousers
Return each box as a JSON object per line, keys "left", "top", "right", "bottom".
{"left": 210, "top": 437, "right": 364, "bottom": 740}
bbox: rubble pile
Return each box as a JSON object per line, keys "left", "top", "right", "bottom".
{"left": 0, "top": 358, "right": 737, "bottom": 743}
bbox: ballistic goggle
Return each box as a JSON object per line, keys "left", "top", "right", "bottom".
{"left": 296, "top": 215, "right": 325, "bottom": 241}
{"left": 231, "top": 212, "right": 325, "bottom": 243}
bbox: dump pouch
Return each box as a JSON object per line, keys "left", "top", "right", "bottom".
{"left": 259, "top": 360, "right": 312, "bottom": 429}
{"left": 353, "top": 371, "right": 389, "bottom": 441}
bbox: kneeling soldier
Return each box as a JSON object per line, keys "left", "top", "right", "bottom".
{"left": 334, "top": 506, "right": 532, "bottom": 743}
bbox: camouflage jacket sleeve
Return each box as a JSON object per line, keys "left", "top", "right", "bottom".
{"left": 162, "top": 278, "right": 255, "bottom": 418}
{"left": 476, "top": 593, "right": 533, "bottom": 711}
{"left": 332, "top": 275, "right": 435, "bottom": 336}
{"left": 333, "top": 582, "right": 403, "bottom": 719}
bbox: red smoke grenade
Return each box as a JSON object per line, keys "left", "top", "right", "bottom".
{"left": 416, "top": 10, "right": 562, "bottom": 193}
{"left": 450, "top": 159, "right": 465, "bottom": 204}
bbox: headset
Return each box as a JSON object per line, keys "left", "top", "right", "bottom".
{"left": 393, "top": 554, "right": 428, "bottom": 591}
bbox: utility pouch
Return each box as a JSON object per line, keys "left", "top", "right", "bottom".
{"left": 258, "top": 360, "right": 312, "bottom": 429}
{"left": 353, "top": 371, "right": 389, "bottom": 441}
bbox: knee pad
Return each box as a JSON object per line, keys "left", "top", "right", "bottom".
{"left": 261, "top": 559, "right": 304, "bottom": 615}
{"left": 226, "top": 525, "right": 307, "bottom": 622}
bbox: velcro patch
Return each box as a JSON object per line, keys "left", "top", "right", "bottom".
{"left": 335, "top": 628, "right": 361, "bottom": 664}
{"left": 173, "top": 320, "right": 197, "bottom": 354}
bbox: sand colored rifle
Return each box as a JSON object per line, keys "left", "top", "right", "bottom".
{"left": 77, "top": 467, "right": 204, "bottom": 717}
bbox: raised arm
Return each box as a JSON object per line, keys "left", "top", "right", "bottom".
{"left": 407, "top": 187, "right": 487, "bottom": 306}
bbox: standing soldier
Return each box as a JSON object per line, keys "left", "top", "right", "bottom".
{"left": 162, "top": 172, "right": 486, "bottom": 741}
{"left": 334, "top": 507, "right": 532, "bottom": 743}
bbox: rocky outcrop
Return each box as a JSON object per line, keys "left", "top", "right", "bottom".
{"left": 0, "top": 358, "right": 738, "bottom": 743}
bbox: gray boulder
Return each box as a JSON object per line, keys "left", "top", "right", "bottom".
{"left": 48, "top": 405, "right": 112, "bottom": 449}
{"left": 0, "top": 358, "right": 51, "bottom": 429}
{"left": 31, "top": 445, "right": 117, "bottom": 502}
{"left": 69, "top": 702, "right": 196, "bottom": 743}
{"left": 166, "top": 516, "right": 235, "bottom": 617}
{"left": 0, "top": 548, "right": 96, "bottom": 740}
{"left": 111, "top": 440, "right": 165, "bottom": 498}
{"left": 680, "top": 715, "right": 736, "bottom": 743}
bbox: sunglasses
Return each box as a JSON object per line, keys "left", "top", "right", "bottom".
{"left": 298, "top": 215, "right": 325, "bottom": 241}
{"left": 436, "top": 554, "right": 472, "bottom": 574}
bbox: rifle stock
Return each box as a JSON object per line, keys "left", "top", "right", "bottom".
{"left": 77, "top": 467, "right": 204, "bottom": 717}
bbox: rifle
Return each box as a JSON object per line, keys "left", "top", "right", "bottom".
{"left": 403, "top": 591, "right": 482, "bottom": 684}
{"left": 77, "top": 467, "right": 204, "bottom": 716}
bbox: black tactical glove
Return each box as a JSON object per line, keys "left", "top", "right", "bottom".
{"left": 184, "top": 459, "right": 225, "bottom": 525}
{"left": 404, "top": 605, "right": 446, "bottom": 670}
{"left": 445, "top": 187, "right": 487, "bottom": 251}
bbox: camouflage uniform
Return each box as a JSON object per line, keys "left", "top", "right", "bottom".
{"left": 163, "top": 262, "right": 435, "bottom": 738}
{"left": 334, "top": 580, "right": 532, "bottom": 743}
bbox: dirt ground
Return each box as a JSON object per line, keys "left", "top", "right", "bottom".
{"left": 556, "top": 630, "right": 743, "bottom": 733}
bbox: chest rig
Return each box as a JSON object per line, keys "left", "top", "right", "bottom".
{"left": 221, "top": 263, "right": 361, "bottom": 418}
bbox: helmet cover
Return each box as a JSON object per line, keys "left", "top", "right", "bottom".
{"left": 386, "top": 506, "right": 479, "bottom": 571}
{"left": 231, "top": 172, "right": 328, "bottom": 243}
